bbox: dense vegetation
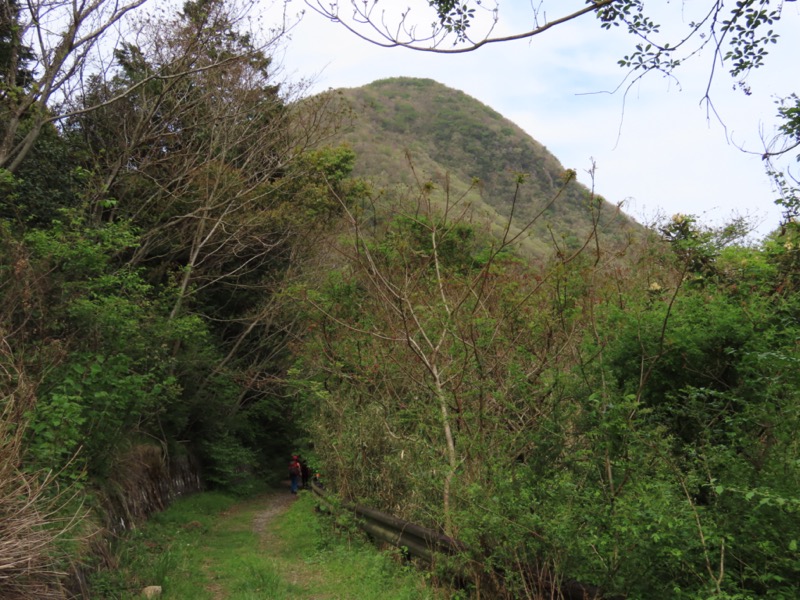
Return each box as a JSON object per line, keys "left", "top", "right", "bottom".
{"left": 2, "top": 0, "right": 800, "bottom": 598}
{"left": 1, "top": 0, "right": 356, "bottom": 595}
{"left": 291, "top": 185, "right": 800, "bottom": 597}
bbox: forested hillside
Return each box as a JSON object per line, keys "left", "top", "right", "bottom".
{"left": 2, "top": 0, "right": 800, "bottom": 598}
{"left": 334, "top": 77, "right": 639, "bottom": 258}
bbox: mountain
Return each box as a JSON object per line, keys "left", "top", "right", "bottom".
{"left": 332, "top": 77, "right": 639, "bottom": 257}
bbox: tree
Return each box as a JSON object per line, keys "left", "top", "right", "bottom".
{"left": 56, "top": 0, "right": 352, "bottom": 478}
{"left": 295, "top": 175, "right": 800, "bottom": 595}
{"left": 0, "top": 0, "right": 151, "bottom": 172}
{"left": 66, "top": 0, "right": 343, "bottom": 322}
{"left": 1, "top": 0, "right": 345, "bottom": 493}
{"left": 0, "top": 1, "right": 34, "bottom": 90}
{"left": 0, "top": 0, "right": 297, "bottom": 173}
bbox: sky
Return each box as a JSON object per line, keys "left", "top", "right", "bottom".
{"left": 274, "top": 0, "right": 800, "bottom": 239}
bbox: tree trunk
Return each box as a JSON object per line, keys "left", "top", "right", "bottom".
{"left": 433, "top": 367, "right": 457, "bottom": 536}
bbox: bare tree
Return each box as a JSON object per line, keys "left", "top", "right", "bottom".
{"left": 0, "top": 0, "right": 297, "bottom": 173}
{"left": 1, "top": 0, "right": 149, "bottom": 171}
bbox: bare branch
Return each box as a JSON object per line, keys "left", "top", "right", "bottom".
{"left": 306, "top": 0, "right": 615, "bottom": 53}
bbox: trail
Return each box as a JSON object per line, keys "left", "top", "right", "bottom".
{"left": 200, "top": 483, "right": 330, "bottom": 599}
{"left": 251, "top": 487, "right": 329, "bottom": 597}
{"left": 186, "top": 482, "right": 432, "bottom": 600}
{"left": 250, "top": 487, "right": 296, "bottom": 540}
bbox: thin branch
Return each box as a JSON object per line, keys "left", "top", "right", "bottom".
{"left": 306, "top": 0, "right": 615, "bottom": 54}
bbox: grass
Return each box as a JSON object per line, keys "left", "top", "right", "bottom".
{"left": 91, "top": 487, "right": 438, "bottom": 599}
{"left": 271, "top": 495, "right": 437, "bottom": 600}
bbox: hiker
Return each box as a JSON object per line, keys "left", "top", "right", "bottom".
{"left": 288, "top": 455, "right": 302, "bottom": 494}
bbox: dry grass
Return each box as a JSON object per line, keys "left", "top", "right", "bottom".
{"left": 0, "top": 338, "right": 83, "bottom": 600}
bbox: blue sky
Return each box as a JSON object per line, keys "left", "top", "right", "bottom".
{"left": 278, "top": 1, "right": 800, "bottom": 238}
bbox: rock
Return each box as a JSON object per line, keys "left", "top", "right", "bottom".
{"left": 141, "top": 585, "right": 162, "bottom": 598}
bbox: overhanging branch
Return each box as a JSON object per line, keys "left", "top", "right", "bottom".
{"left": 305, "top": 0, "right": 616, "bottom": 54}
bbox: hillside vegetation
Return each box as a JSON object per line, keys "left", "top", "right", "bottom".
{"left": 334, "top": 77, "right": 639, "bottom": 257}
{"left": 2, "top": 1, "right": 800, "bottom": 598}
{"left": 293, "top": 193, "right": 800, "bottom": 598}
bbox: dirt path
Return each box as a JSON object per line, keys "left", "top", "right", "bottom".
{"left": 193, "top": 484, "right": 430, "bottom": 600}
{"left": 199, "top": 483, "right": 301, "bottom": 599}
{"left": 251, "top": 485, "right": 296, "bottom": 539}
{"left": 249, "top": 486, "right": 331, "bottom": 597}
{"left": 116, "top": 482, "right": 431, "bottom": 599}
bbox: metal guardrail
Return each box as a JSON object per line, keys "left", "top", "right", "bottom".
{"left": 310, "top": 481, "right": 464, "bottom": 562}
{"left": 310, "top": 481, "right": 618, "bottom": 599}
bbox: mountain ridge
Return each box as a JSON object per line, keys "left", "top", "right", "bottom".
{"left": 331, "top": 77, "right": 639, "bottom": 257}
